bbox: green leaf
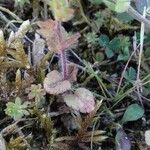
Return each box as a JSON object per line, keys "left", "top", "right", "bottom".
{"left": 99, "top": 35, "right": 130, "bottom": 59}
{"left": 103, "top": 0, "right": 116, "bottom": 11}
{"left": 88, "top": 0, "right": 103, "bottom": 5}
{"left": 116, "top": 12, "right": 133, "bottom": 23}
{"left": 121, "top": 104, "right": 144, "bottom": 124}
{"left": 85, "top": 32, "right": 98, "bottom": 45}
{"left": 124, "top": 67, "right": 136, "bottom": 81}
{"left": 143, "top": 84, "right": 150, "bottom": 96}
{"left": 108, "top": 37, "right": 121, "bottom": 52}
{"left": 103, "top": 0, "right": 131, "bottom": 13}
{"left": 109, "top": 36, "right": 129, "bottom": 53}
{"left": 95, "top": 52, "right": 105, "bottom": 62}
{"left": 94, "top": 12, "right": 105, "bottom": 30}
{"left": 117, "top": 47, "right": 129, "bottom": 61}
{"left": 98, "top": 34, "right": 109, "bottom": 47}
{"left": 115, "top": 0, "right": 131, "bottom": 13}
{"left": 105, "top": 47, "right": 114, "bottom": 58}
{"left": 5, "top": 97, "right": 29, "bottom": 120}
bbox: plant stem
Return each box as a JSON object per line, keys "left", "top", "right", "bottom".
{"left": 56, "top": 21, "right": 68, "bottom": 80}
{"left": 127, "top": 6, "right": 150, "bottom": 27}
{"left": 59, "top": 50, "right": 68, "bottom": 80}
{"left": 136, "top": 7, "right": 146, "bottom": 105}
{"left": 0, "top": 6, "right": 22, "bottom": 21}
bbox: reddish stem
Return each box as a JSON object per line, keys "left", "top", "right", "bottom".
{"left": 56, "top": 21, "right": 68, "bottom": 80}
{"left": 59, "top": 50, "right": 68, "bottom": 80}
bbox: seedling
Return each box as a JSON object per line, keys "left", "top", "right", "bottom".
{"left": 5, "top": 97, "right": 29, "bottom": 120}
{"left": 36, "top": 1, "right": 95, "bottom": 113}
{"left": 28, "top": 84, "right": 46, "bottom": 107}
{"left": 37, "top": 19, "right": 80, "bottom": 80}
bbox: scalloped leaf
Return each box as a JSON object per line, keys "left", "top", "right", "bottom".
{"left": 44, "top": 70, "right": 71, "bottom": 95}
{"left": 63, "top": 88, "right": 95, "bottom": 113}
{"left": 36, "top": 19, "right": 80, "bottom": 53}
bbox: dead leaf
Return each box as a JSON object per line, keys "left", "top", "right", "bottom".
{"left": 32, "top": 33, "right": 45, "bottom": 66}
{"left": 15, "top": 69, "right": 22, "bottom": 92}
{"left": 0, "top": 30, "right": 5, "bottom": 56}
{"left": 67, "top": 63, "right": 78, "bottom": 82}
{"left": 145, "top": 130, "right": 150, "bottom": 146}
{"left": 0, "top": 134, "right": 6, "bottom": 150}
{"left": 7, "top": 40, "right": 30, "bottom": 68}
{"left": 8, "top": 20, "right": 30, "bottom": 45}
{"left": 61, "top": 115, "right": 79, "bottom": 130}
{"left": 6, "top": 21, "right": 31, "bottom": 68}
{"left": 15, "top": 20, "right": 30, "bottom": 39}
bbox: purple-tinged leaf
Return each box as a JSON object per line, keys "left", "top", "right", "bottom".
{"left": 115, "top": 128, "right": 131, "bottom": 150}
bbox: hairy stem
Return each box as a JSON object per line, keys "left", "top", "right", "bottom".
{"left": 56, "top": 21, "right": 68, "bottom": 80}
{"left": 59, "top": 50, "right": 68, "bottom": 80}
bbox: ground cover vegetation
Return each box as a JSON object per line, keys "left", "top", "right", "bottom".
{"left": 0, "top": 0, "right": 150, "bottom": 149}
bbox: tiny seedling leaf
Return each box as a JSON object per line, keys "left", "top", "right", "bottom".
{"left": 121, "top": 104, "right": 144, "bottom": 124}
{"left": 85, "top": 32, "right": 98, "bottom": 45}
{"left": 124, "top": 67, "right": 136, "bottom": 81}
{"left": 28, "top": 84, "right": 46, "bottom": 107}
{"left": 5, "top": 97, "right": 29, "bottom": 120}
